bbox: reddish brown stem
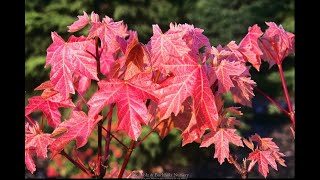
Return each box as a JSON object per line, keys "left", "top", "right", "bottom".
{"left": 97, "top": 121, "right": 103, "bottom": 176}
{"left": 118, "top": 140, "right": 136, "bottom": 178}
{"left": 99, "top": 104, "right": 115, "bottom": 178}
{"left": 95, "top": 37, "right": 101, "bottom": 77}
{"left": 101, "top": 126, "right": 129, "bottom": 150}
{"left": 229, "top": 155, "right": 248, "bottom": 179}
{"left": 135, "top": 119, "right": 167, "bottom": 148}
{"left": 25, "top": 115, "right": 36, "bottom": 126}
{"left": 93, "top": 35, "right": 104, "bottom": 177}
{"left": 277, "top": 64, "right": 295, "bottom": 129}
{"left": 254, "top": 86, "right": 290, "bottom": 116}
{"left": 60, "top": 150, "right": 93, "bottom": 177}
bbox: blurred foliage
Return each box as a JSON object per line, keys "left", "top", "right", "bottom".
{"left": 25, "top": 0, "right": 294, "bottom": 178}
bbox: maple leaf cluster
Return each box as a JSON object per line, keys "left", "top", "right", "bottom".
{"left": 25, "top": 11, "right": 294, "bottom": 178}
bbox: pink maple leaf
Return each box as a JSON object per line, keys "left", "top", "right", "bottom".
{"left": 46, "top": 32, "right": 98, "bottom": 98}
{"left": 248, "top": 150, "right": 278, "bottom": 178}
{"left": 67, "top": 11, "right": 89, "bottom": 32}
{"left": 149, "top": 24, "right": 190, "bottom": 71}
{"left": 25, "top": 93, "right": 75, "bottom": 128}
{"left": 88, "top": 16, "right": 127, "bottom": 51}
{"left": 258, "top": 22, "right": 295, "bottom": 67}
{"left": 200, "top": 128, "right": 243, "bottom": 164}
{"left": 88, "top": 73, "right": 159, "bottom": 140}
{"left": 238, "top": 24, "right": 263, "bottom": 71}
{"left": 50, "top": 111, "right": 101, "bottom": 157}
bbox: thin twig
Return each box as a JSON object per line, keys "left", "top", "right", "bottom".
{"left": 118, "top": 140, "right": 136, "bottom": 178}
{"left": 97, "top": 121, "right": 103, "bottom": 176}
{"left": 25, "top": 115, "right": 36, "bottom": 126}
{"left": 135, "top": 119, "right": 167, "bottom": 148}
{"left": 60, "top": 150, "right": 93, "bottom": 177}
{"left": 101, "top": 126, "right": 129, "bottom": 150}
{"left": 228, "top": 155, "right": 248, "bottom": 179}
{"left": 100, "top": 103, "right": 116, "bottom": 178}
{"left": 254, "top": 86, "right": 289, "bottom": 116}
{"left": 277, "top": 64, "right": 295, "bottom": 129}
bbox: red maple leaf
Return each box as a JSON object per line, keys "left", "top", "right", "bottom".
{"left": 258, "top": 22, "right": 295, "bottom": 67}
{"left": 46, "top": 32, "right": 98, "bottom": 98}
{"left": 25, "top": 125, "right": 55, "bottom": 159}
{"left": 212, "top": 59, "right": 246, "bottom": 95}
{"left": 238, "top": 24, "right": 263, "bottom": 71}
{"left": 88, "top": 16, "right": 127, "bottom": 51}
{"left": 87, "top": 73, "right": 159, "bottom": 140}
{"left": 149, "top": 24, "right": 218, "bottom": 145}
{"left": 248, "top": 150, "right": 278, "bottom": 178}
{"left": 156, "top": 54, "right": 219, "bottom": 144}
{"left": 170, "top": 23, "right": 210, "bottom": 54}
{"left": 149, "top": 24, "right": 190, "bottom": 70}
{"left": 230, "top": 75, "right": 256, "bottom": 107}
{"left": 250, "top": 133, "right": 279, "bottom": 151}
{"left": 200, "top": 128, "right": 243, "bottom": 164}
{"left": 50, "top": 111, "right": 101, "bottom": 157}
{"left": 67, "top": 11, "right": 89, "bottom": 32}
{"left": 25, "top": 122, "right": 54, "bottom": 174}
{"left": 25, "top": 93, "right": 75, "bottom": 128}
{"left": 246, "top": 133, "right": 286, "bottom": 178}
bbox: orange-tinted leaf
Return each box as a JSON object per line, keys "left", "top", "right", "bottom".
{"left": 34, "top": 80, "right": 58, "bottom": 99}
{"left": 224, "top": 107, "right": 243, "bottom": 116}
{"left": 155, "top": 117, "right": 174, "bottom": 139}
{"left": 220, "top": 117, "right": 241, "bottom": 128}
{"left": 243, "top": 138, "right": 254, "bottom": 151}
{"left": 250, "top": 133, "right": 279, "bottom": 151}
